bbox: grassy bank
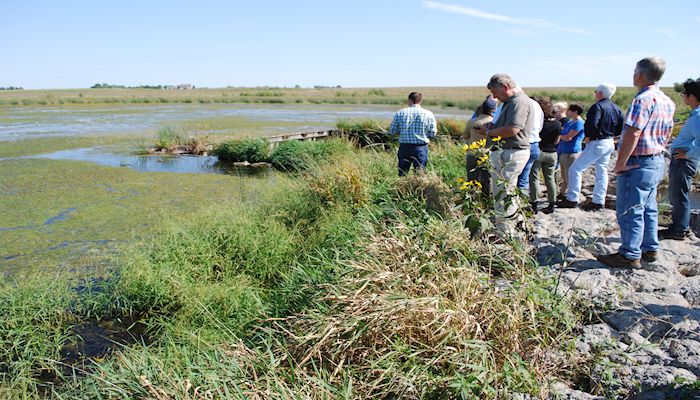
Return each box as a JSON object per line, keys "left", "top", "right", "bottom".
{"left": 0, "top": 86, "right": 688, "bottom": 116}
{"left": 1, "top": 139, "right": 582, "bottom": 399}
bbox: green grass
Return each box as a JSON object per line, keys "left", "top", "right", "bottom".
{"left": 0, "top": 140, "right": 584, "bottom": 399}
{"left": 213, "top": 137, "right": 270, "bottom": 163}
{"left": 1, "top": 87, "right": 687, "bottom": 116}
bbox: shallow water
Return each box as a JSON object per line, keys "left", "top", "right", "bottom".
{"left": 0, "top": 104, "right": 467, "bottom": 140}
{"left": 17, "top": 147, "right": 270, "bottom": 175}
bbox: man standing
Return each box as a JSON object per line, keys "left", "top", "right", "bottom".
{"left": 486, "top": 74, "right": 534, "bottom": 234}
{"left": 389, "top": 92, "right": 437, "bottom": 176}
{"left": 659, "top": 78, "right": 700, "bottom": 240}
{"left": 597, "top": 57, "right": 676, "bottom": 268}
{"left": 560, "top": 83, "right": 624, "bottom": 210}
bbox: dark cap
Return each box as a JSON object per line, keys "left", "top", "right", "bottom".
{"left": 481, "top": 97, "right": 497, "bottom": 113}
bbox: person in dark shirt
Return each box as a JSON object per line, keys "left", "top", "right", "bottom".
{"left": 559, "top": 83, "right": 624, "bottom": 210}
{"left": 528, "top": 97, "right": 562, "bottom": 213}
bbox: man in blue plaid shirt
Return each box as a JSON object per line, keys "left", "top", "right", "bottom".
{"left": 389, "top": 92, "right": 437, "bottom": 176}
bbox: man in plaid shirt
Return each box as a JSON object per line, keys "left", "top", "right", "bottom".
{"left": 389, "top": 92, "right": 437, "bottom": 176}
{"left": 597, "top": 57, "right": 676, "bottom": 268}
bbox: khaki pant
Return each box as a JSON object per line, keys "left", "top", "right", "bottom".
{"left": 559, "top": 152, "right": 580, "bottom": 196}
{"left": 490, "top": 148, "right": 530, "bottom": 234}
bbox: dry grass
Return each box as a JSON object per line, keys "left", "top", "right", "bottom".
{"left": 229, "top": 220, "right": 578, "bottom": 399}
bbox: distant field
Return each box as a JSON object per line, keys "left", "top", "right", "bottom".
{"left": 0, "top": 86, "right": 688, "bottom": 115}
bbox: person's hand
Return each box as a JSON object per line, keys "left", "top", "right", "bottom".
{"left": 614, "top": 163, "right": 639, "bottom": 176}
{"left": 673, "top": 149, "right": 688, "bottom": 160}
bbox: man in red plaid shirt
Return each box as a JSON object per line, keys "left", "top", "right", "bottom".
{"left": 597, "top": 57, "right": 676, "bottom": 268}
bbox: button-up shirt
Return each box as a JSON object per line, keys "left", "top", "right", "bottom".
{"left": 623, "top": 85, "right": 676, "bottom": 156}
{"left": 670, "top": 106, "right": 700, "bottom": 161}
{"left": 585, "top": 98, "right": 624, "bottom": 141}
{"left": 491, "top": 91, "right": 533, "bottom": 150}
{"left": 389, "top": 104, "right": 437, "bottom": 145}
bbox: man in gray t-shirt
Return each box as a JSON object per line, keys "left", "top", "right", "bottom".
{"left": 485, "top": 74, "right": 534, "bottom": 235}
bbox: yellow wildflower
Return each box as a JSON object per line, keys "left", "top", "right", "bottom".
{"left": 492, "top": 136, "right": 502, "bottom": 142}
{"left": 462, "top": 144, "right": 469, "bottom": 152}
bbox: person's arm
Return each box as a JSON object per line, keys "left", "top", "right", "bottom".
{"left": 427, "top": 114, "right": 437, "bottom": 138}
{"left": 675, "top": 117, "right": 700, "bottom": 160}
{"left": 388, "top": 113, "right": 400, "bottom": 136}
{"left": 488, "top": 125, "right": 520, "bottom": 138}
{"left": 614, "top": 126, "right": 642, "bottom": 175}
{"left": 561, "top": 120, "right": 583, "bottom": 141}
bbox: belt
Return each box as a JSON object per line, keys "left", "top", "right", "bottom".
{"left": 629, "top": 153, "right": 661, "bottom": 158}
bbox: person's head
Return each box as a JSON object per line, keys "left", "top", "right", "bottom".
{"left": 408, "top": 91, "right": 423, "bottom": 105}
{"left": 537, "top": 97, "right": 554, "bottom": 119}
{"left": 681, "top": 78, "right": 700, "bottom": 107}
{"left": 487, "top": 74, "right": 518, "bottom": 101}
{"left": 480, "top": 97, "right": 498, "bottom": 116}
{"left": 566, "top": 103, "right": 584, "bottom": 119}
{"left": 633, "top": 57, "right": 666, "bottom": 88}
{"left": 552, "top": 101, "right": 569, "bottom": 119}
{"left": 595, "top": 83, "right": 617, "bottom": 101}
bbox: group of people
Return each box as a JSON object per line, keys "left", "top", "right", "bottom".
{"left": 388, "top": 56, "right": 700, "bottom": 269}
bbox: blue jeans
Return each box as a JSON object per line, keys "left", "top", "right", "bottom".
{"left": 668, "top": 157, "right": 700, "bottom": 233}
{"left": 616, "top": 155, "right": 665, "bottom": 260}
{"left": 566, "top": 138, "right": 615, "bottom": 204}
{"left": 517, "top": 142, "right": 540, "bottom": 191}
{"left": 397, "top": 143, "right": 428, "bottom": 176}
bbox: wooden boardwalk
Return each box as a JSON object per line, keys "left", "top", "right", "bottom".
{"left": 267, "top": 129, "right": 340, "bottom": 147}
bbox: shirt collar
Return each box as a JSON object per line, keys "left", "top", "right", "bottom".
{"left": 409, "top": 104, "right": 421, "bottom": 108}
{"left": 637, "top": 85, "right": 657, "bottom": 96}
{"left": 691, "top": 106, "right": 700, "bottom": 116}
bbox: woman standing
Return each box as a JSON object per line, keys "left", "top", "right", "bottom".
{"left": 529, "top": 98, "right": 561, "bottom": 213}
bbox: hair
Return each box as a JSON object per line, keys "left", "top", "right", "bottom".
{"left": 568, "top": 103, "right": 584, "bottom": 115}
{"left": 408, "top": 92, "right": 423, "bottom": 104}
{"left": 682, "top": 78, "right": 700, "bottom": 100}
{"left": 537, "top": 96, "right": 554, "bottom": 119}
{"left": 474, "top": 105, "right": 483, "bottom": 116}
{"left": 487, "top": 74, "right": 517, "bottom": 90}
{"left": 635, "top": 57, "right": 666, "bottom": 83}
{"left": 552, "top": 101, "right": 569, "bottom": 114}
{"left": 596, "top": 83, "right": 617, "bottom": 99}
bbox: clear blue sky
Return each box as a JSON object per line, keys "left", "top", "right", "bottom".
{"left": 2, "top": 0, "right": 698, "bottom": 89}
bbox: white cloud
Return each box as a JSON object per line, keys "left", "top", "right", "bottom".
{"left": 421, "top": 0, "right": 592, "bottom": 35}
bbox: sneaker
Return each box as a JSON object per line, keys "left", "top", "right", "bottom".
{"left": 556, "top": 198, "right": 579, "bottom": 209}
{"left": 595, "top": 252, "right": 641, "bottom": 268}
{"left": 641, "top": 251, "right": 658, "bottom": 262}
{"left": 658, "top": 228, "right": 690, "bottom": 241}
{"left": 582, "top": 202, "right": 604, "bottom": 212}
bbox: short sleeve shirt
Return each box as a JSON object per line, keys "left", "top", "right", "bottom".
{"left": 558, "top": 118, "right": 585, "bottom": 153}
{"left": 623, "top": 86, "right": 676, "bottom": 156}
{"left": 491, "top": 92, "right": 533, "bottom": 150}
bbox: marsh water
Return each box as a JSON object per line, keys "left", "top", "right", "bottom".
{"left": 0, "top": 103, "right": 467, "bottom": 140}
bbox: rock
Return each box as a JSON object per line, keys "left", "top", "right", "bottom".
{"left": 549, "top": 382, "right": 606, "bottom": 400}
{"left": 629, "top": 365, "right": 696, "bottom": 393}
{"left": 602, "top": 304, "right": 700, "bottom": 339}
{"left": 678, "top": 276, "right": 700, "bottom": 306}
{"left": 613, "top": 269, "right": 684, "bottom": 292}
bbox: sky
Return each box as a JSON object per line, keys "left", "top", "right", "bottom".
{"left": 1, "top": 0, "right": 698, "bottom": 89}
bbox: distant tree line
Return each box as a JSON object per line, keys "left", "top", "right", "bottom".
{"left": 0, "top": 86, "right": 23, "bottom": 90}
{"left": 90, "top": 83, "right": 195, "bottom": 90}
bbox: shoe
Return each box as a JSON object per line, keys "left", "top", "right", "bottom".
{"left": 556, "top": 198, "right": 579, "bottom": 209}
{"left": 595, "top": 252, "right": 641, "bottom": 268}
{"left": 658, "top": 228, "right": 690, "bottom": 241}
{"left": 582, "top": 202, "right": 604, "bottom": 212}
{"left": 556, "top": 194, "right": 567, "bottom": 201}
{"left": 641, "top": 251, "right": 658, "bottom": 262}
{"left": 542, "top": 203, "right": 555, "bottom": 214}
{"left": 530, "top": 201, "right": 539, "bottom": 215}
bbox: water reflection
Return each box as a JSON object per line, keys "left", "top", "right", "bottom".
{"left": 19, "top": 147, "right": 271, "bottom": 176}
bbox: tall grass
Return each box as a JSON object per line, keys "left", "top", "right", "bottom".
{"left": 0, "top": 139, "right": 583, "bottom": 399}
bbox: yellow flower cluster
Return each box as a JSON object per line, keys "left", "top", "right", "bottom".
{"left": 462, "top": 138, "right": 488, "bottom": 152}
{"left": 456, "top": 178, "right": 483, "bottom": 191}
{"left": 476, "top": 154, "right": 489, "bottom": 166}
